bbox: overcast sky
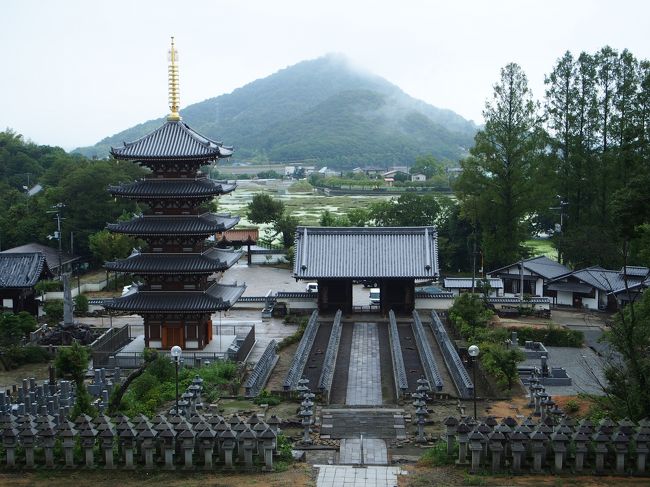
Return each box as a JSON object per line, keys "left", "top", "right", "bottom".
{"left": 3, "top": 0, "right": 650, "bottom": 150}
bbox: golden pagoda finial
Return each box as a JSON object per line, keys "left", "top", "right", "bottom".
{"left": 167, "top": 36, "right": 181, "bottom": 121}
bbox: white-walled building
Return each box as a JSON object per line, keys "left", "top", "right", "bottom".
{"left": 487, "top": 256, "right": 570, "bottom": 297}
{"left": 443, "top": 277, "right": 503, "bottom": 296}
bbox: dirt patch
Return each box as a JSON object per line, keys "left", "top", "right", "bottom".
{"left": 402, "top": 465, "right": 650, "bottom": 486}
{"left": 0, "top": 464, "right": 314, "bottom": 487}
{"left": 265, "top": 341, "right": 299, "bottom": 393}
{"left": 0, "top": 362, "right": 52, "bottom": 392}
{"left": 482, "top": 395, "right": 530, "bottom": 419}
{"left": 554, "top": 395, "right": 592, "bottom": 417}
{"left": 494, "top": 315, "right": 556, "bottom": 329}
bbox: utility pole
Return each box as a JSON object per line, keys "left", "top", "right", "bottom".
{"left": 550, "top": 198, "right": 568, "bottom": 263}
{"left": 471, "top": 234, "right": 477, "bottom": 294}
{"left": 47, "top": 203, "right": 65, "bottom": 278}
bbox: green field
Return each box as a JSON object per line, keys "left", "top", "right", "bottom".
{"left": 525, "top": 239, "right": 556, "bottom": 259}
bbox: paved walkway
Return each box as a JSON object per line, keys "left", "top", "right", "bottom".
{"left": 315, "top": 465, "right": 403, "bottom": 487}
{"left": 346, "top": 322, "right": 382, "bottom": 406}
{"left": 340, "top": 438, "right": 388, "bottom": 465}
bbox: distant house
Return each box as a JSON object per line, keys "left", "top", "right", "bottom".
{"left": 1, "top": 242, "right": 81, "bottom": 276}
{"left": 487, "top": 256, "right": 571, "bottom": 297}
{"left": 318, "top": 167, "right": 339, "bottom": 177}
{"left": 363, "top": 167, "right": 385, "bottom": 178}
{"left": 411, "top": 173, "right": 427, "bottom": 182}
{"left": 547, "top": 266, "right": 649, "bottom": 310}
{"left": 443, "top": 277, "right": 503, "bottom": 296}
{"left": 0, "top": 252, "right": 52, "bottom": 315}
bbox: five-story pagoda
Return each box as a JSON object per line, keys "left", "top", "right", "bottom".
{"left": 104, "top": 38, "right": 245, "bottom": 350}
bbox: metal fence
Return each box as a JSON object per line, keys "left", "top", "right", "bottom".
{"left": 90, "top": 326, "right": 131, "bottom": 368}
{"left": 388, "top": 310, "right": 409, "bottom": 398}
{"left": 430, "top": 310, "right": 474, "bottom": 399}
{"left": 411, "top": 310, "right": 444, "bottom": 391}
{"left": 282, "top": 310, "right": 319, "bottom": 391}
{"left": 318, "top": 309, "right": 343, "bottom": 403}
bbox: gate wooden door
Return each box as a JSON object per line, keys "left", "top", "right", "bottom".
{"left": 162, "top": 326, "right": 185, "bottom": 349}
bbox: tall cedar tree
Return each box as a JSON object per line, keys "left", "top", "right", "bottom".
{"left": 455, "top": 63, "right": 545, "bottom": 269}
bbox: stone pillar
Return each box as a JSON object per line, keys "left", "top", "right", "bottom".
{"left": 41, "top": 429, "right": 57, "bottom": 468}
{"left": 98, "top": 428, "right": 115, "bottom": 469}
{"left": 469, "top": 438, "right": 483, "bottom": 474}
{"left": 260, "top": 428, "right": 277, "bottom": 472}
{"left": 550, "top": 432, "right": 568, "bottom": 473}
{"left": 456, "top": 423, "right": 470, "bottom": 465}
{"left": 81, "top": 428, "right": 98, "bottom": 467}
{"left": 634, "top": 434, "right": 648, "bottom": 474}
{"left": 489, "top": 437, "right": 504, "bottom": 472}
{"left": 592, "top": 431, "right": 610, "bottom": 474}
{"left": 179, "top": 429, "right": 195, "bottom": 470}
{"left": 141, "top": 438, "right": 156, "bottom": 470}
{"left": 443, "top": 417, "right": 459, "bottom": 456}
{"left": 2, "top": 427, "right": 18, "bottom": 467}
{"left": 612, "top": 431, "right": 629, "bottom": 474}
{"left": 20, "top": 427, "right": 37, "bottom": 468}
{"left": 530, "top": 432, "right": 547, "bottom": 473}
{"left": 222, "top": 440, "right": 235, "bottom": 470}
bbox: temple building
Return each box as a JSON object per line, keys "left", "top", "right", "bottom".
{"left": 104, "top": 38, "right": 244, "bottom": 350}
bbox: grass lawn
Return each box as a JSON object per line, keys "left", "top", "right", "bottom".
{"left": 524, "top": 239, "right": 556, "bottom": 259}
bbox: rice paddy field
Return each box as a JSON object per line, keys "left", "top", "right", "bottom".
{"left": 217, "top": 179, "right": 395, "bottom": 230}
{"left": 218, "top": 179, "right": 559, "bottom": 260}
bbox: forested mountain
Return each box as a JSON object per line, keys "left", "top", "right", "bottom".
{"left": 75, "top": 54, "right": 477, "bottom": 166}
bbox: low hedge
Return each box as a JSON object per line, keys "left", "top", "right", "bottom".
{"left": 511, "top": 325, "right": 583, "bottom": 347}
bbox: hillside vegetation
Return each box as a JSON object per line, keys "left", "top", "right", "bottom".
{"left": 75, "top": 54, "right": 477, "bottom": 167}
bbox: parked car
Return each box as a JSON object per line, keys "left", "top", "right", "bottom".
{"left": 369, "top": 288, "right": 380, "bottom": 305}
{"left": 306, "top": 282, "right": 318, "bottom": 293}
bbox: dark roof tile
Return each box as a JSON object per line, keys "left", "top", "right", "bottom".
{"left": 105, "top": 248, "right": 242, "bottom": 274}
{"left": 110, "top": 120, "right": 232, "bottom": 161}
{"left": 293, "top": 226, "right": 439, "bottom": 279}
{"left": 104, "top": 282, "right": 245, "bottom": 313}
{"left": 107, "top": 213, "right": 239, "bottom": 236}
{"left": 108, "top": 178, "right": 236, "bottom": 199}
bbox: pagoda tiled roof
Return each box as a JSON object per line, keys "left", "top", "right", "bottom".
{"left": 108, "top": 178, "right": 236, "bottom": 199}
{"left": 105, "top": 247, "right": 242, "bottom": 274}
{"left": 110, "top": 120, "right": 233, "bottom": 161}
{"left": 107, "top": 213, "right": 239, "bottom": 236}
{"left": 104, "top": 282, "right": 245, "bottom": 313}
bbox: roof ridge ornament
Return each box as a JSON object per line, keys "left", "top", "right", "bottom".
{"left": 167, "top": 37, "right": 181, "bottom": 121}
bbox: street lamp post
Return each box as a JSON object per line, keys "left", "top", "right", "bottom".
{"left": 468, "top": 345, "right": 480, "bottom": 419}
{"left": 170, "top": 345, "right": 182, "bottom": 415}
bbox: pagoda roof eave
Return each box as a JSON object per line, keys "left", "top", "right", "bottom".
{"left": 106, "top": 213, "right": 239, "bottom": 236}
{"left": 107, "top": 179, "right": 237, "bottom": 199}
{"left": 110, "top": 120, "right": 233, "bottom": 161}
{"left": 105, "top": 247, "right": 243, "bottom": 274}
{"left": 103, "top": 282, "right": 246, "bottom": 313}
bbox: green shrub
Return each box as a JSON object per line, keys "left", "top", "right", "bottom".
{"left": 565, "top": 399, "right": 580, "bottom": 413}
{"left": 253, "top": 389, "right": 282, "bottom": 406}
{"left": 419, "top": 440, "right": 456, "bottom": 466}
{"left": 34, "top": 280, "right": 63, "bottom": 293}
{"left": 74, "top": 294, "right": 89, "bottom": 315}
{"left": 44, "top": 300, "right": 64, "bottom": 323}
{"left": 1, "top": 345, "right": 51, "bottom": 369}
{"left": 513, "top": 325, "right": 583, "bottom": 347}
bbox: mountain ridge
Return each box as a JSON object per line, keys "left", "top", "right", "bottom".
{"left": 75, "top": 54, "right": 477, "bottom": 166}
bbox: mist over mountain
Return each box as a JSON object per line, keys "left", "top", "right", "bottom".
{"left": 75, "top": 54, "right": 477, "bottom": 167}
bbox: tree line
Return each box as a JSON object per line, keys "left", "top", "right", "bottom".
{"left": 456, "top": 46, "right": 650, "bottom": 269}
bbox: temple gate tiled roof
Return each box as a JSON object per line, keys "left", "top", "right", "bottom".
{"left": 105, "top": 247, "right": 242, "bottom": 274}
{"left": 110, "top": 120, "right": 233, "bottom": 161}
{"left": 108, "top": 178, "right": 236, "bottom": 199}
{"left": 293, "top": 226, "right": 439, "bottom": 280}
{"left": 107, "top": 214, "right": 239, "bottom": 236}
{"left": 0, "top": 252, "right": 50, "bottom": 288}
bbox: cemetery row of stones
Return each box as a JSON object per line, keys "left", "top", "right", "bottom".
{"left": 0, "top": 410, "right": 283, "bottom": 471}
{"left": 442, "top": 415, "right": 650, "bottom": 476}
{"left": 1, "top": 367, "right": 127, "bottom": 419}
